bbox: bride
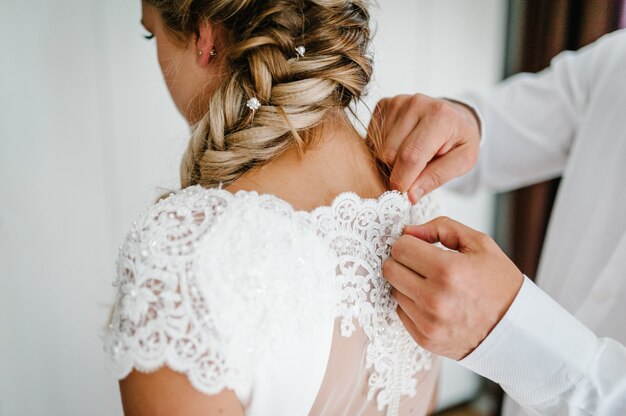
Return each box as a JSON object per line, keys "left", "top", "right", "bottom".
{"left": 104, "top": 0, "right": 441, "bottom": 415}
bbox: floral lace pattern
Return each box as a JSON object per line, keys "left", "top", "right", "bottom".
{"left": 103, "top": 185, "right": 440, "bottom": 414}
{"left": 305, "top": 192, "right": 438, "bottom": 414}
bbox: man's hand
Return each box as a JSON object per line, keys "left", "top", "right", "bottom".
{"left": 368, "top": 94, "right": 481, "bottom": 203}
{"left": 383, "top": 217, "right": 524, "bottom": 360}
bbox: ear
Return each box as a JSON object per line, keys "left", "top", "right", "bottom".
{"left": 195, "top": 20, "right": 216, "bottom": 67}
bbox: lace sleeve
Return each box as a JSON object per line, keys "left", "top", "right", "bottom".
{"left": 103, "top": 186, "right": 337, "bottom": 397}
{"left": 103, "top": 187, "right": 237, "bottom": 394}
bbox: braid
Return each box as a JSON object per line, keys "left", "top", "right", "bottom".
{"left": 147, "top": 0, "right": 373, "bottom": 189}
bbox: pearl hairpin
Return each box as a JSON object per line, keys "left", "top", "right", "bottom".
{"left": 246, "top": 97, "right": 262, "bottom": 111}
{"left": 295, "top": 45, "right": 306, "bottom": 58}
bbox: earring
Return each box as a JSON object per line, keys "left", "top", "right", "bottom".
{"left": 199, "top": 48, "right": 217, "bottom": 58}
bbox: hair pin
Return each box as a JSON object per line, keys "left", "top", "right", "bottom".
{"left": 295, "top": 45, "right": 306, "bottom": 58}
{"left": 246, "top": 97, "right": 261, "bottom": 111}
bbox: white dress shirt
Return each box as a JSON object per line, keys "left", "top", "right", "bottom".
{"left": 449, "top": 29, "right": 626, "bottom": 415}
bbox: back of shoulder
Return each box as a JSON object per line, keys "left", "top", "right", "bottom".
{"left": 104, "top": 185, "right": 337, "bottom": 397}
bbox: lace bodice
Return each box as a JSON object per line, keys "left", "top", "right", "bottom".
{"left": 103, "top": 186, "right": 441, "bottom": 415}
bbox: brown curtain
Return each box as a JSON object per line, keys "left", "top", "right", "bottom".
{"left": 498, "top": 0, "right": 625, "bottom": 279}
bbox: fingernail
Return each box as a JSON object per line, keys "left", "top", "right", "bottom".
{"left": 409, "top": 188, "right": 424, "bottom": 203}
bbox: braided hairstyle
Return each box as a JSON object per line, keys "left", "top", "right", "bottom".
{"left": 146, "top": 0, "right": 373, "bottom": 189}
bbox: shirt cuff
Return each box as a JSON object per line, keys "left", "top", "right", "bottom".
{"left": 457, "top": 276, "right": 599, "bottom": 406}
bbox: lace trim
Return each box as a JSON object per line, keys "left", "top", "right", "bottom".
{"left": 304, "top": 191, "right": 438, "bottom": 413}
{"left": 103, "top": 185, "right": 440, "bottom": 412}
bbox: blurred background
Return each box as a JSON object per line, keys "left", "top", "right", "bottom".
{"left": 0, "top": 0, "right": 624, "bottom": 415}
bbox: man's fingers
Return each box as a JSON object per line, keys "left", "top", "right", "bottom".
{"left": 388, "top": 117, "right": 450, "bottom": 193}
{"left": 391, "top": 287, "right": 420, "bottom": 316}
{"left": 390, "top": 234, "right": 447, "bottom": 278}
{"left": 409, "top": 143, "right": 478, "bottom": 198}
{"left": 404, "top": 217, "right": 487, "bottom": 253}
{"left": 395, "top": 305, "right": 423, "bottom": 343}
{"left": 381, "top": 106, "right": 418, "bottom": 166}
{"left": 382, "top": 257, "right": 426, "bottom": 297}
{"left": 394, "top": 292, "right": 431, "bottom": 348}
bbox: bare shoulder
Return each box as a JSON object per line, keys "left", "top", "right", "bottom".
{"left": 120, "top": 368, "right": 243, "bottom": 416}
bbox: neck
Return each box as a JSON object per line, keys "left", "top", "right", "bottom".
{"left": 227, "top": 111, "right": 387, "bottom": 211}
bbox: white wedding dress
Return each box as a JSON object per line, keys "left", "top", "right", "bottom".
{"left": 103, "top": 185, "right": 441, "bottom": 415}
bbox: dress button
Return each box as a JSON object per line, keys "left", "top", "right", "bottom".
{"left": 592, "top": 287, "right": 611, "bottom": 303}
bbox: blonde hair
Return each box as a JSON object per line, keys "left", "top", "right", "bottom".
{"left": 146, "top": 0, "right": 375, "bottom": 189}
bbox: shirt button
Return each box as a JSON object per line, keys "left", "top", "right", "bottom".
{"left": 592, "top": 287, "right": 611, "bottom": 303}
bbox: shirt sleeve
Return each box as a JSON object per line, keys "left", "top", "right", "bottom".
{"left": 446, "top": 29, "right": 626, "bottom": 195}
{"left": 457, "top": 276, "right": 626, "bottom": 415}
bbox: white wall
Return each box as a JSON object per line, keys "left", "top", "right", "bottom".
{"left": 0, "top": 1, "right": 506, "bottom": 415}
